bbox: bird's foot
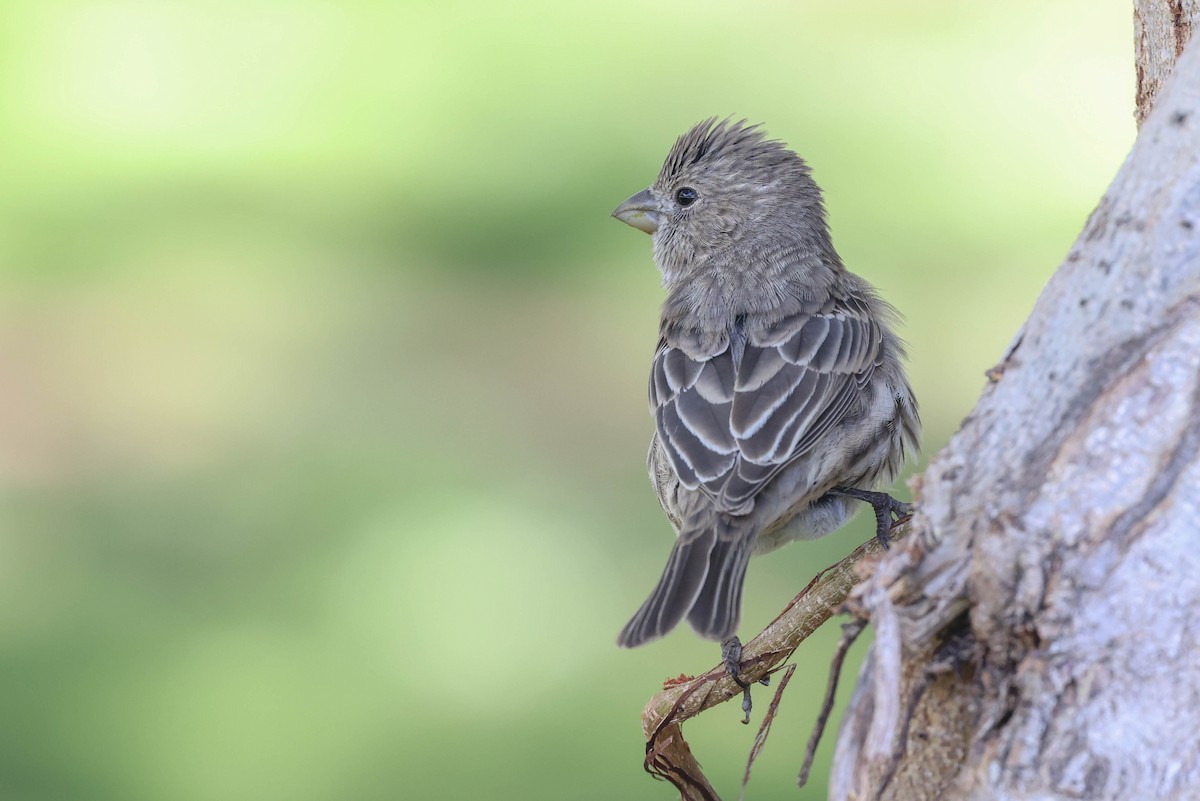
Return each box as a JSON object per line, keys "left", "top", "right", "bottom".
{"left": 830, "top": 487, "right": 911, "bottom": 549}
{"left": 720, "top": 636, "right": 769, "bottom": 724}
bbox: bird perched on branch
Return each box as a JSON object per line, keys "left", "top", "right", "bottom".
{"left": 611, "top": 119, "right": 920, "bottom": 709}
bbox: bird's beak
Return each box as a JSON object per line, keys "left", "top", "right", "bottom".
{"left": 612, "top": 188, "right": 662, "bottom": 234}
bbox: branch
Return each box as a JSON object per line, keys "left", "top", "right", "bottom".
{"left": 639, "top": 523, "right": 908, "bottom": 800}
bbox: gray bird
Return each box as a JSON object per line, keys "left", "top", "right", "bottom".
{"left": 612, "top": 119, "right": 920, "bottom": 664}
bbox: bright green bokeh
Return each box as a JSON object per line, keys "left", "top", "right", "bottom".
{"left": 0, "top": 2, "right": 1133, "bottom": 799}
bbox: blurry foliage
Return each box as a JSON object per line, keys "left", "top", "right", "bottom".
{"left": 0, "top": 2, "right": 1132, "bottom": 799}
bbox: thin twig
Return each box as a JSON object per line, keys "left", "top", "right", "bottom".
{"left": 739, "top": 662, "right": 798, "bottom": 801}
{"left": 797, "top": 618, "right": 868, "bottom": 788}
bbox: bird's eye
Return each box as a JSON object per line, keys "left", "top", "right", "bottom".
{"left": 675, "top": 187, "right": 698, "bottom": 207}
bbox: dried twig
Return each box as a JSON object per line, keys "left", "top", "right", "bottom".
{"left": 639, "top": 523, "right": 909, "bottom": 799}
{"left": 797, "top": 618, "right": 868, "bottom": 788}
{"left": 739, "top": 662, "right": 797, "bottom": 801}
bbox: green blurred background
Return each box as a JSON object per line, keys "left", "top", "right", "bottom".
{"left": 0, "top": 1, "right": 1134, "bottom": 799}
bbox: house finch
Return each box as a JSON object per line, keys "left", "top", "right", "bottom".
{"left": 612, "top": 120, "right": 920, "bottom": 685}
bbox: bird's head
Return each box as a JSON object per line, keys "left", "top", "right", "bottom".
{"left": 612, "top": 118, "right": 826, "bottom": 286}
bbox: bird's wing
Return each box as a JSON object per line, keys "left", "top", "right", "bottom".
{"left": 651, "top": 295, "right": 883, "bottom": 515}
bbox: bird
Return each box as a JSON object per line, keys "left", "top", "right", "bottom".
{"left": 611, "top": 119, "right": 920, "bottom": 694}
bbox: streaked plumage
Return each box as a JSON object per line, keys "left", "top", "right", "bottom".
{"left": 613, "top": 119, "right": 920, "bottom": 648}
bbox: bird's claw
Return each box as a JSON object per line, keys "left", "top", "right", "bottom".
{"left": 721, "top": 636, "right": 767, "bottom": 724}
{"left": 830, "top": 487, "right": 912, "bottom": 549}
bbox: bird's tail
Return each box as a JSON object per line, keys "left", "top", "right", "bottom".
{"left": 617, "top": 517, "right": 755, "bottom": 648}
{"left": 685, "top": 534, "right": 754, "bottom": 641}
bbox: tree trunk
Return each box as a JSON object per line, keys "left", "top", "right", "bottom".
{"left": 1135, "top": 0, "right": 1199, "bottom": 125}
{"left": 829, "top": 6, "right": 1200, "bottom": 801}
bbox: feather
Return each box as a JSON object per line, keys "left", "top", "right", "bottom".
{"left": 617, "top": 528, "right": 716, "bottom": 648}
{"left": 650, "top": 296, "right": 887, "bottom": 514}
{"left": 686, "top": 535, "right": 755, "bottom": 641}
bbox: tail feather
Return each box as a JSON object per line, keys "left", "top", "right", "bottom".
{"left": 617, "top": 530, "right": 715, "bottom": 648}
{"left": 686, "top": 536, "right": 754, "bottom": 641}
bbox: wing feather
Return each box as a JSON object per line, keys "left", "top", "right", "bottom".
{"left": 729, "top": 361, "right": 804, "bottom": 439}
{"left": 734, "top": 345, "right": 786, "bottom": 392}
{"left": 737, "top": 370, "right": 826, "bottom": 462}
{"left": 692, "top": 359, "right": 735, "bottom": 404}
{"left": 675, "top": 390, "right": 737, "bottom": 455}
{"left": 663, "top": 347, "right": 704, "bottom": 392}
{"left": 780, "top": 314, "right": 829, "bottom": 364}
{"left": 810, "top": 315, "right": 846, "bottom": 372}
{"left": 651, "top": 293, "right": 882, "bottom": 514}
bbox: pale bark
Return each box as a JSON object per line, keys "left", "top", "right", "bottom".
{"left": 1135, "top": 0, "right": 1198, "bottom": 125}
{"left": 828, "top": 14, "right": 1200, "bottom": 801}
